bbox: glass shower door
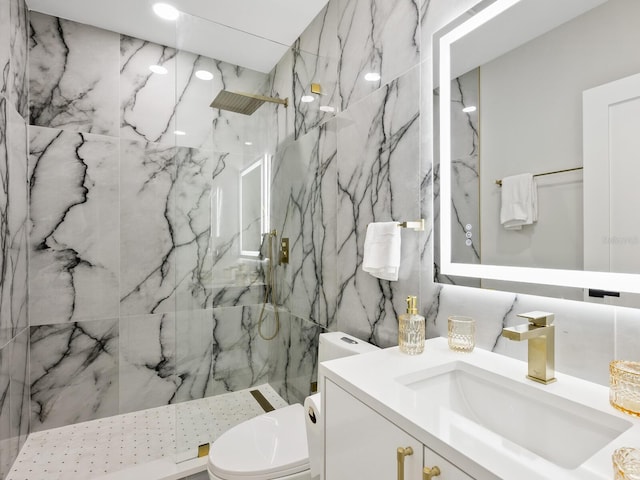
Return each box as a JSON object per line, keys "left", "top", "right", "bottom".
{"left": 172, "top": 10, "right": 284, "bottom": 462}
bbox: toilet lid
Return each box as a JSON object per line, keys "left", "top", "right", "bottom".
{"left": 208, "top": 404, "right": 310, "bottom": 480}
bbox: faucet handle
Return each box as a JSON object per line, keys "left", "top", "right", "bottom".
{"left": 517, "top": 311, "right": 554, "bottom": 327}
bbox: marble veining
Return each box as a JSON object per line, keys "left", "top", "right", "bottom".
{"left": 0, "top": 100, "right": 28, "bottom": 346}
{"left": 448, "top": 69, "right": 480, "bottom": 264}
{"left": 174, "top": 306, "right": 270, "bottom": 403}
{"left": 120, "top": 305, "right": 284, "bottom": 414}
{"left": 120, "top": 35, "right": 269, "bottom": 151}
{"left": 336, "top": 0, "right": 421, "bottom": 111}
{"left": 433, "top": 68, "right": 481, "bottom": 288}
{"left": 268, "top": 312, "right": 323, "bottom": 405}
{"left": 29, "top": 13, "right": 119, "bottom": 136}
{"left": 336, "top": 67, "right": 421, "bottom": 346}
{"left": 8, "top": 329, "right": 29, "bottom": 473}
{"left": 30, "top": 318, "right": 119, "bottom": 432}
{"left": 8, "top": 0, "right": 28, "bottom": 118}
{"left": 120, "top": 140, "right": 264, "bottom": 316}
{"left": 119, "top": 313, "right": 177, "bottom": 414}
{"left": 118, "top": 138, "right": 178, "bottom": 315}
{"left": 0, "top": 330, "right": 29, "bottom": 480}
{"left": 29, "top": 126, "right": 119, "bottom": 325}
{"left": 0, "top": 342, "right": 11, "bottom": 479}
{"left": 0, "top": 0, "right": 8, "bottom": 101}
{"left": 272, "top": 122, "right": 338, "bottom": 330}
{"left": 291, "top": 2, "right": 340, "bottom": 138}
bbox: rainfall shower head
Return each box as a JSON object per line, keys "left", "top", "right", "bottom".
{"left": 210, "top": 91, "right": 288, "bottom": 115}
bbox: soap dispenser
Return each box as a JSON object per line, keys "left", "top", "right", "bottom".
{"left": 398, "top": 295, "right": 425, "bottom": 355}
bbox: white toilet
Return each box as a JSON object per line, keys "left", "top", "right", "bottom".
{"left": 207, "top": 332, "right": 379, "bottom": 480}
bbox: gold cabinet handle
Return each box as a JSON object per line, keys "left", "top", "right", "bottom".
{"left": 423, "top": 466, "right": 441, "bottom": 479}
{"left": 396, "top": 446, "right": 413, "bottom": 480}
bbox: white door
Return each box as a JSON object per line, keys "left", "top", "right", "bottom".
{"left": 583, "top": 72, "right": 640, "bottom": 306}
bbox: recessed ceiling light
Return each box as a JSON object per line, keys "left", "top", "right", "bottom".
{"left": 153, "top": 3, "right": 179, "bottom": 21}
{"left": 301, "top": 95, "right": 314, "bottom": 103}
{"left": 195, "top": 70, "right": 214, "bottom": 81}
{"left": 244, "top": 141, "right": 253, "bottom": 146}
{"left": 319, "top": 105, "right": 335, "bottom": 113}
{"left": 149, "top": 64, "right": 168, "bottom": 75}
{"left": 364, "top": 72, "right": 381, "bottom": 82}
{"left": 173, "top": 130, "right": 186, "bottom": 136}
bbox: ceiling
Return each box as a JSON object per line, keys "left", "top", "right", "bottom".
{"left": 25, "top": 0, "right": 329, "bottom": 73}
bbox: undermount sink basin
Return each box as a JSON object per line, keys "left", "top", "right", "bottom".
{"left": 397, "top": 361, "right": 633, "bottom": 469}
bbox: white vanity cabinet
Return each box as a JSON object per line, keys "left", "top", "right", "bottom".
{"left": 324, "top": 379, "right": 473, "bottom": 480}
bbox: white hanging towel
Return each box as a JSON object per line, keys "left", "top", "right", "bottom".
{"left": 362, "top": 222, "right": 401, "bottom": 281}
{"left": 500, "top": 173, "right": 538, "bottom": 230}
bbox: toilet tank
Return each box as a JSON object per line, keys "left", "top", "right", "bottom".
{"left": 318, "top": 332, "right": 379, "bottom": 363}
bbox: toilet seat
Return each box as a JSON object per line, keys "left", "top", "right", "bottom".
{"left": 208, "top": 404, "right": 309, "bottom": 480}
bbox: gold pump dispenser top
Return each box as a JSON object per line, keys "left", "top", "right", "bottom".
{"left": 406, "top": 296, "right": 418, "bottom": 315}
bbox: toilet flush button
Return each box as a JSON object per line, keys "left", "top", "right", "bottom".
{"left": 340, "top": 336, "right": 358, "bottom": 344}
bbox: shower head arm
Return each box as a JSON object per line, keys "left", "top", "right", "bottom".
{"left": 233, "top": 92, "right": 288, "bottom": 108}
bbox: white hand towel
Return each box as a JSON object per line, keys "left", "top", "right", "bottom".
{"left": 500, "top": 173, "right": 538, "bottom": 230}
{"left": 362, "top": 222, "right": 401, "bottom": 281}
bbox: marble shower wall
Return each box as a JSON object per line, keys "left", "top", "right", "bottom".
{"left": 26, "top": 11, "right": 283, "bottom": 432}
{"left": 0, "top": 0, "right": 29, "bottom": 477}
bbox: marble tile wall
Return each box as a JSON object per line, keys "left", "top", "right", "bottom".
{"left": 335, "top": 67, "right": 422, "bottom": 347}
{"left": 0, "top": 0, "right": 29, "bottom": 476}
{"left": 26, "top": 11, "right": 284, "bottom": 433}
{"left": 271, "top": 121, "right": 338, "bottom": 331}
{"left": 269, "top": 0, "right": 425, "bottom": 355}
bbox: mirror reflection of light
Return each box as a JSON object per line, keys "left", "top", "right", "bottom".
{"left": 195, "top": 70, "right": 214, "bottom": 81}
{"left": 152, "top": 3, "right": 180, "bottom": 21}
{"left": 462, "top": 106, "right": 477, "bottom": 113}
{"left": 244, "top": 141, "right": 253, "bottom": 146}
{"left": 149, "top": 65, "right": 168, "bottom": 75}
{"left": 364, "top": 72, "right": 381, "bottom": 82}
{"left": 319, "top": 105, "right": 335, "bottom": 113}
{"left": 301, "top": 95, "right": 315, "bottom": 103}
{"left": 173, "top": 130, "right": 186, "bottom": 136}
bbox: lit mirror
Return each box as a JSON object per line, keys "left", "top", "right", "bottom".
{"left": 435, "top": 0, "right": 640, "bottom": 304}
{"left": 240, "top": 155, "right": 270, "bottom": 256}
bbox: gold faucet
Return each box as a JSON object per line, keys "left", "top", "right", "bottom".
{"left": 502, "top": 311, "right": 556, "bottom": 384}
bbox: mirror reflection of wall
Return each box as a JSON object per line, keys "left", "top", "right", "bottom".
{"left": 434, "top": 68, "right": 481, "bottom": 287}
{"left": 449, "top": 68, "right": 480, "bottom": 267}
{"left": 437, "top": 0, "right": 640, "bottom": 302}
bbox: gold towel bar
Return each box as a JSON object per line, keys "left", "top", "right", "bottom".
{"left": 398, "top": 219, "right": 425, "bottom": 231}
{"left": 496, "top": 167, "right": 583, "bottom": 186}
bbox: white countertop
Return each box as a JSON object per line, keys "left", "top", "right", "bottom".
{"left": 319, "top": 338, "right": 640, "bottom": 480}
